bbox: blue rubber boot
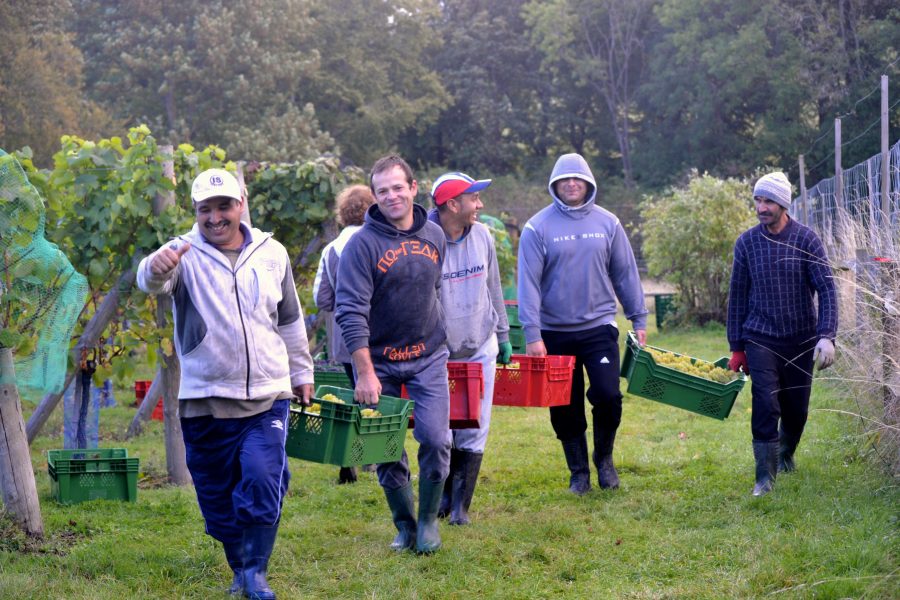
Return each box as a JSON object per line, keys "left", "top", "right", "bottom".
{"left": 222, "top": 541, "right": 243, "bottom": 596}
{"left": 416, "top": 478, "right": 445, "bottom": 554}
{"left": 384, "top": 484, "right": 417, "bottom": 551}
{"left": 241, "top": 526, "right": 278, "bottom": 600}
{"left": 752, "top": 441, "right": 779, "bottom": 497}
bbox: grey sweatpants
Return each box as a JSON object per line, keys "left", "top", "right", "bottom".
{"left": 367, "top": 345, "right": 452, "bottom": 490}
{"left": 452, "top": 333, "right": 498, "bottom": 453}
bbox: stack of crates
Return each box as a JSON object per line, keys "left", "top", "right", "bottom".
{"left": 504, "top": 300, "right": 526, "bottom": 354}
{"left": 47, "top": 448, "right": 139, "bottom": 504}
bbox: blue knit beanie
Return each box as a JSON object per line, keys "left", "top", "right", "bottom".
{"left": 753, "top": 172, "right": 792, "bottom": 209}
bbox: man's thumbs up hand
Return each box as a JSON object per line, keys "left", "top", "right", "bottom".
{"left": 150, "top": 241, "right": 191, "bottom": 275}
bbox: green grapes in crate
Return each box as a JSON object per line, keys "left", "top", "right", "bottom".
{"left": 644, "top": 347, "right": 739, "bottom": 384}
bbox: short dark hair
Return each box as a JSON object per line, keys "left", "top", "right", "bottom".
{"left": 369, "top": 155, "right": 415, "bottom": 191}
{"left": 336, "top": 184, "right": 375, "bottom": 227}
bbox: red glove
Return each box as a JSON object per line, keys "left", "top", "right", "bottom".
{"left": 728, "top": 351, "right": 748, "bottom": 374}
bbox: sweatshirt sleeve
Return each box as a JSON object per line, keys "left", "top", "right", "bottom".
{"left": 608, "top": 221, "right": 648, "bottom": 330}
{"left": 276, "top": 259, "right": 314, "bottom": 387}
{"left": 517, "top": 222, "right": 545, "bottom": 344}
{"left": 334, "top": 235, "right": 374, "bottom": 355}
{"left": 727, "top": 238, "right": 749, "bottom": 351}
{"left": 486, "top": 232, "right": 510, "bottom": 343}
{"left": 806, "top": 232, "right": 838, "bottom": 340}
{"left": 137, "top": 245, "right": 180, "bottom": 295}
{"left": 312, "top": 245, "right": 336, "bottom": 312}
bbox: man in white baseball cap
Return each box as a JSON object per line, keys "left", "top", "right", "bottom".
{"left": 138, "top": 167, "right": 314, "bottom": 599}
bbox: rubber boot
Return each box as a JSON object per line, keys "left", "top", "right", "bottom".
{"left": 752, "top": 441, "right": 779, "bottom": 497}
{"left": 338, "top": 466, "right": 358, "bottom": 484}
{"left": 592, "top": 427, "right": 620, "bottom": 490}
{"left": 778, "top": 428, "right": 801, "bottom": 473}
{"left": 449, "top": 450, "right": 483, "bottom": 526}
{"left": 241, "top": 526, "right": 278, "bottom": 600}
{"left": 560, "top": 435, "right": 591, "bottom": 495}
{"left": 383, "top": 484, "right": 417, "bottom": 552}
{"left": 438, "top": 449, "right": 459, "bottom": 519}
{"left": 222, "top": 540, "right": 243, "bottom": 596}
{"left": 416, "top": 478, "right": 445, "bottom": 554}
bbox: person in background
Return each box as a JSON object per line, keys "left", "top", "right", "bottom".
{"left": 335, "top": 155, "right": 451, "bottom": 554}
{"left": 313, "top": 184, "right": 376, "bottom": 484}
{"left": 518, "top": 153, "right": 648, "bottom": 495}
{"left": 428, "top": 171, "right": 512, "bottom": 525}
{"left": 138, "top": 168, "right": 314, "bottom": 600}
{"left": 727, "top": 171, "right": 837, "bottom": 497}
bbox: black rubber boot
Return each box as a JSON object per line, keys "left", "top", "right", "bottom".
{"left": 384, "top": 484, "right": 417, "bottom": 552}
{"left": 752, "top": 441, "right": 779, "bottom": 497}
{"left": 449, "top": 451, "right": 484, "bottom": 526}
{"left": 222, "top": 540, "right": 243, "bottom": 596}
{"left": 241, "top": 526, "right": 278, "bottom": 600}
{"left": 778, "top": 428, "right": 801, "bottom": 473}
{"left": 338, "top": 466, "right": 358, "bottom": 484}
{"left": 560, "top": 435, "right": 591, "bottom": 495}
{"left": 438, "top": 449, "right": 459, "bottom": 519}
{"left": 593, "top": 427, "right": 620, "bottom": 490}
{"left": 416, "top": 478, "right": 445, "bottom": 554}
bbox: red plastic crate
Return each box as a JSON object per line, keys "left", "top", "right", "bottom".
{"left": 133, "top": 380, "right": 152, "bottom": 407}
{"left": 151, "top": 398, "right": 164, "bottom": 421}
{"left": 493, "top": 355, "right": 575, "bottom": 407}
{"left": 403, "top": 361, "right": 484, "bottom": 429}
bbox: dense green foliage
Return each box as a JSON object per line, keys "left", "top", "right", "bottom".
{"left": 13, "top": 126, "right": 361, "bottom": 387}
{"left": 641, "top": 172, "right": 757, "bottom": 324}
{"left": 5, "top": 323, "right": 898, "bottom": 598}
{"left": 3, "top": 1, "right": 896, "bottom": 188}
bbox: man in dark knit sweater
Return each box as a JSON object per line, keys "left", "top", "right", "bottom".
{"left": 727, "top": 171, "right": 838, "bottom": 497}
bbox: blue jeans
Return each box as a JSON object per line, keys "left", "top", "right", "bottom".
{"left": 543, "top": 324, "right": 623, "bottom": 441}
{"left": 367, "top": 346, "right": 452, "bottom": 490}
{"left": 745, "top": 340, "right": 816, "bottom": 442}
{"left": 181, "top": 399, "right": 291, "bottom": 544}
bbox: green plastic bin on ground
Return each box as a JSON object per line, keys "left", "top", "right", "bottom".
{"left": 47, "top": 448, "right": 139, "bottom": 504}
{"left": 620, "top": 331, "right": 746, "bottom": 420}
{"left": 504, "top": 300, "right": 526, "bottom": 353}
{"left": 285, "top": 386, "right": 412, "bottom": 467}
{"left": 654, "top": 293, "right": 676, "bottom": 329}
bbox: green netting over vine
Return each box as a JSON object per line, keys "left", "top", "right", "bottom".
{"left": 0, "top": 149, "right": 88, "bottom": 393}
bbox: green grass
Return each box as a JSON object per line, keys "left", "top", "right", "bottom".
{"left": 3, "top": 322, "right": 898, "bottom": 599}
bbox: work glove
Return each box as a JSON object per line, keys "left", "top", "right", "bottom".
{"left": 813, "top": 338, "right": 835, "bottom": 371}
{"left": 497, "top": 341, "right": 513, "bottom": 365}
{"left": 728, "top": 350, "right": 748, "bottom": 374}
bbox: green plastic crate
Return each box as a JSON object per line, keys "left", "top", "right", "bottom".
{"left": 313, "top": 370, "right": 352, "bottom": 389}
{"left": 619, "top": 331, "right": 747, "bottom": 420}
{"left": 508, "top": 326, "right": 526, "bottom": 354}
{"left": 47, "top": 448, "right": 139, "bottom": 504}
{"left": 504, "top": 300, "right": 521, "bottom": 327}
{"left": 285, "top": 386, "right": 412, "bottom": 467}
{"left": 654, "top": 293, "right": 676, "bottom": 329}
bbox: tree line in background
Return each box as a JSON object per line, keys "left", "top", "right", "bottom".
{"left": 1, "top": 0, "right": 898, "bottom": 189}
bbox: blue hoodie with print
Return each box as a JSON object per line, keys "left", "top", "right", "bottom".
{"left": 335, "top": 203, "right": 447, "bottom": 363}
{"left": 517, "top": 153, "right": 648, "bottom": 343}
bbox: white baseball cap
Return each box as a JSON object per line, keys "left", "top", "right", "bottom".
{"left": 191, "top": 168, "right": 242, "bottom": 204}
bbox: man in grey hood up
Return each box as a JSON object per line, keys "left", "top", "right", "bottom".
{"left": 518, "top": 153, "right": 648, "bottom": 494}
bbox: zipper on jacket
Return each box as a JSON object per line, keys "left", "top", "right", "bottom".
{"left": 233, "top": 270, "right": 252, "bottom": 399}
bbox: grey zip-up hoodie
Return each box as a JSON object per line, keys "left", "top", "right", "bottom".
{"left": 335, "top": 203, "right": 447, "bottom": 363}
{"left": 137, "top": 223, "right": 314, "bottom": 399}
{"left": 517, "top": 153, "right": 648, "bottom": 343}
{"left": 428, "top": 210, "right": 510, "bottom": 359}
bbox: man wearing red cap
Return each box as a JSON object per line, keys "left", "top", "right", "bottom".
{"left": 428, "top": 172, "right": 512, "bottom": 526}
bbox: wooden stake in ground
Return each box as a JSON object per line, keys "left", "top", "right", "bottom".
{"left": 0, "top": 346, "right": 44, "bottom": 537}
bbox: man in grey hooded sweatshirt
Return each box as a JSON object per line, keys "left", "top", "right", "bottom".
{"left": 518, "top": 153, "right": 648, "bottom": 494}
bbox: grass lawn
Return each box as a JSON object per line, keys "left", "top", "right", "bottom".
{"left": 2, "top": 321, "right": 898, "bottom": 599}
